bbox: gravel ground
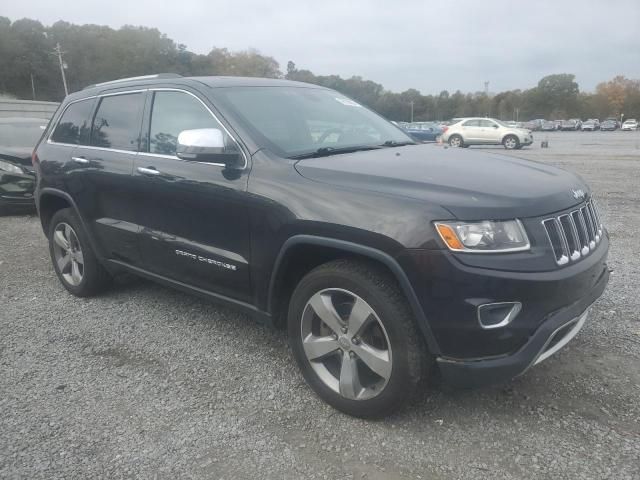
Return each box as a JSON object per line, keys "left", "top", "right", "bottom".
{"left": 1, "top": 130, "right": 639, "bottom": 479}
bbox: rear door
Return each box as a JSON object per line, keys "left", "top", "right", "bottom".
{"left": 460, "top": 119, "right": 482, "bottom": 141}
{"left": 132, "top": 88, "right": 252, "bottom": 302}
{"left": 68, "top": 90, "right": 146, "bottom": 265}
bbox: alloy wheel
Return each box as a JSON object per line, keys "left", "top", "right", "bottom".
{"left": 52, "top": 222, "right": 84, "bottom": 286}
{"left": 300, "top": 288, "right": 392, "bottom": 401}
{"left": 504, "top": 137, "right": 518, "bottom": 149}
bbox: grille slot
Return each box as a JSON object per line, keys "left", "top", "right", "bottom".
{"left": 542, "top": 200, "right": 603, "bottom": 266}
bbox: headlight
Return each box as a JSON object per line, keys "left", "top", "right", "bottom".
{"left": 0, "top": 160, "right": 23, "bottom": 175}
{"left": 434, "top": 219, "right": 530, "bottom": 252}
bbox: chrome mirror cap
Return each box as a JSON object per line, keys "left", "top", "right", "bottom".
{"left": 176, "top": 128, "right": 225, "bottom": 160}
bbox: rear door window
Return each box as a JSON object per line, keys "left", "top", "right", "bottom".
{"left": 90, "top": 93, "right": 145, "bottom": 151}
{"left": 51, "top": 99, "right": 94, "bottom": 145}
{"left": 462, "top": 119, "right": 481, "bottom": 127}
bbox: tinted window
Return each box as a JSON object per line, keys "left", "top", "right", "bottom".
{"left": 148, "top": 91, "right": 232, "bottom": 155}
{"left": 462, "top": 119, "right": 481, "bottom": 127}
{"left": 51, "top": 100, "right": 93, "bottom": 145}
{"left": 90, "top": 93, "right": 144, "bottom": 151}
{"left": 480, "top": 120, "right": 497, "bottom": 128}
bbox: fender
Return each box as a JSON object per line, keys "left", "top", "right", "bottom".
{"left": 267, "top": 235, "right": 441, "bottom": 355}
{"left": 37, "top": 187, "right": 103, "bottom": 259}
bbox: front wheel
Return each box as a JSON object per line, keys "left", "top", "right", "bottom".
{"left": 503, "top": 135, "right": 520, "bottom": 150}
{"left": 288, "top": 259, "right": 429, "bottom": 418}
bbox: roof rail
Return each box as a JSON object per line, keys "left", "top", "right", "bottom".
{"left": 83, "top": 73, "right": 183, "bottom": 90}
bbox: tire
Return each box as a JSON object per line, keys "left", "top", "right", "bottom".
{"left": 48, "top": 208, "right": 111, "bottom": 297}
{"left": 288, "top": 259, "right": 429, "bottom": 418}
{"left": 448, "top": 135, "right": 463, "bottom": 148}
{"left": 503, "top": 135, "right": 519, "bottom": 150}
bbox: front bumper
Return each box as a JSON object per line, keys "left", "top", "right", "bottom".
{"left": 436, "top": 264, "right": 607, "bottom": 388}
{"left": 0, "top": 172, "right": 36, "bottom": 209}
{"left": 397, "top": 227, "right": 609, "bottom": 387}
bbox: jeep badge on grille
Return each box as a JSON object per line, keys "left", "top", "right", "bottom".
{"left": 572, "top": 189, "right": 585, "bottom": 200}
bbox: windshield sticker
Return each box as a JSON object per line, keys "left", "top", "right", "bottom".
{"left": 335, "top": 97, "right": 362, "bottom": 107}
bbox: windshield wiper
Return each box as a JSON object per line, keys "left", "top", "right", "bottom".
{"left": 289, "top": 145, "right": 383, "bottom": 159}
{"left": 380, "top": 140, "right": 416, "bottom": 147}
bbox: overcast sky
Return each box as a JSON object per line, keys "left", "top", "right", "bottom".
{"left": 4, "top": 0, "right": 640, "bottom": 94}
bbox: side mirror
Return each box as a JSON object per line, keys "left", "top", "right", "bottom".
{"left": 493, "top": 124, "right": 499, "bottom": 128}
{"left": 176, "top": 128, "right": 242, "bottom": 168}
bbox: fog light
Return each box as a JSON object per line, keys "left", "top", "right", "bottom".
{"left": 477, "top": 302, "right": 522, "bottom": 329}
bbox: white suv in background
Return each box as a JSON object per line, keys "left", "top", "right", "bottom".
{"left": 442, "top": 117, "right": 533, "bottom": 150}
{"left": 621, "top": 119, "right": 638, "bottom": 131}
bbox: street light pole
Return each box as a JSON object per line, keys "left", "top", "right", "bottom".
{"left": 410, "top": 101, "right": 414, "bottom": 123}
{"left": 53, "top": 43, "right": 69, "bottom": 96}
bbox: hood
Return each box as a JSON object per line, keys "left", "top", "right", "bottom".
{"left": 0, "top": 147, "right": 33, "bottom": 168}
{"left": 294, "top": 144, "right": 589, "bottom": 220}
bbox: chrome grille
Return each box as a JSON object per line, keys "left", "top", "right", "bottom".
{"left": 542, "top": 200, "right": 603, "bottom": 265}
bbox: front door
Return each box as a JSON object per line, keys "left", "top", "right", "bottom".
{"left": 132, "top": 89, "right": 252, "bottom": 303}
{"left": 477, "top": 119, "right": 501, "bottom": 143}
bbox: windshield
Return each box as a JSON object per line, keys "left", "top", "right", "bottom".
{"left": 212, "top": 86, "right": 413, "bottom": 158}
{"left": 0, "top": 121, "right": 47, "bottom": 148}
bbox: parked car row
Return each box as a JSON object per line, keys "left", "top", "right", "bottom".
{"left": 521, "top": 117, "right": 637, "bottom": 131}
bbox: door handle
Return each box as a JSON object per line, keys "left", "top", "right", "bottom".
{"left": 137, "top": 167, "right": 161, "bottom": 176}
{"left": 71, "top": 156, "right": 89, "bottom": 164}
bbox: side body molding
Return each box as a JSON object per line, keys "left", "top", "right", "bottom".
{"left": 267, "top": 235, "right": 441, "bottom": 355}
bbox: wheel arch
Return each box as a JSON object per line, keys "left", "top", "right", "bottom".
{"left": 37, "top": 188, "right": 103, "bottom": 258}
{"left": 37, "top": 188, "right": 79, "bottom": 234}
{"left": 267, "top": 235, "right": 441, "bottom": 354}
{"left": 501, "top": 133, "right": 520, "bottom": 144}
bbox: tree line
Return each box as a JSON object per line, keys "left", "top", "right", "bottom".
{"left": 1, "top": 17, "right": 639, "bottom": 122}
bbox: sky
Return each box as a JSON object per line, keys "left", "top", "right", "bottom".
{"left": 4, "top": 0, "right": 640, "bottom": 94}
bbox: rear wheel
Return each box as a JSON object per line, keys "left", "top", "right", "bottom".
{"left": 48, "top": 208, "right": 111, "bottom": 296}
{"left": 503, "top": 135, "right": 519, "bottom": 150}
{"left": 448, "top": 135, "right": 463, "bottom": 148}
{"left": 288, "top": 259, "right": 429, "bottom": 418}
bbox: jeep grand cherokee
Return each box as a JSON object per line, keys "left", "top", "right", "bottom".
{"left": 33, "top": 75, "right": 609, "bottom": 418}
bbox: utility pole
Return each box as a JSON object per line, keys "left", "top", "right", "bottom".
{"left": 30, "top": 72, "right": 36, "bottom": 100}
{"left": 484, "top": 81, "right": 489, "bottom": 96}
{"left": 410, "top": 101, "right": 414, "bottom": 123}
{"left": 52, "top": 43, "right": 69, "bottom": 96}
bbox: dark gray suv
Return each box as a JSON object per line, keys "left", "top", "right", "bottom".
{"left": 33, "top": 74, "right": 609, "bottom": 417}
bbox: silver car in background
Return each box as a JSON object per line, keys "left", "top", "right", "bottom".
{"left": 441, "top": 117, "right": 533, "bottom": 150}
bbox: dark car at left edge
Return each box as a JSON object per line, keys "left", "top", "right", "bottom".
{"left": 0, "top": 117, "right": 48, "bottom": 213}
